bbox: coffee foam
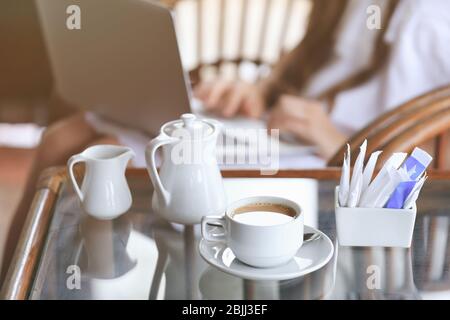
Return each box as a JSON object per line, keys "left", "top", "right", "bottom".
{"left": 233, "top": 212, "right": 293, "bottom": 226}
{"left": 232, "top": 202, "right": 297, "bottom": 226}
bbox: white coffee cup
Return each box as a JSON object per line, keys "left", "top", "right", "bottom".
{"left": 201, "top": 196, "right": 303, "bottom": 268}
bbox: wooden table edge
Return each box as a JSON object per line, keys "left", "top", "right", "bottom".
{"left": 1, "top": 166, "right": 449, "bottom": 299}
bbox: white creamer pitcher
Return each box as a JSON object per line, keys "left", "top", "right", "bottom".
{"left": 68, "top": 145, "right": 135, "bottom": 220}
{"left": 146, "top": 113, "right": 226, "bottom": 225}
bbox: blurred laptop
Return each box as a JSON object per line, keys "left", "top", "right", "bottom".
{"left": 36, "top": 0, "right": 312, "bottom": 155}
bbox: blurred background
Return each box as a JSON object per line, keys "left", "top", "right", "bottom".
{"left": 0, "top": 0, "right": 309, "bottom": 265}
{"left": 1, "top": 0, "right": 450, "bottom": 297}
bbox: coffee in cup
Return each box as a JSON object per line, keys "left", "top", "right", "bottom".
{"left": 232, "top": 203, "right": 296, "bottom": 226}
{"left": 201, "top": 196, "right": 303, "bottom": 268}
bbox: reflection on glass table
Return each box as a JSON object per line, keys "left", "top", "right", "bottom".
{"left": 19, "top": 172, "right": 450, "bottom": 300}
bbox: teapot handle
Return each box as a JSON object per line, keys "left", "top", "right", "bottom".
{"left": 145, "top": 133, "right": 177, "bottom": 207}
{"left": 67, "top": 154, "right": 85, "bottom": 202}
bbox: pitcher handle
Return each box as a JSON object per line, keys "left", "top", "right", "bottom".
{"left": 68, "top": 154, "right": 85, "bottom": 202}
{"left": 145, "top": 133, "right": 177, "bottom": 207}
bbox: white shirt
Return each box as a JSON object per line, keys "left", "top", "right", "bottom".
{"left": 306, "top": 0, "right": 450, "bottom": 136}
{"left": 304, "top": 0, "right": 385, "bottom": 99}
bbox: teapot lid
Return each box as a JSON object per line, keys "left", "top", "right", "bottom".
{"left": 163, "top": 113, "right": 214, "bottom": 138}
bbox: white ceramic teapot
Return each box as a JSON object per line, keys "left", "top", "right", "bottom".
{"left": 145, "top": 113, "right": 226, "bottom": 225}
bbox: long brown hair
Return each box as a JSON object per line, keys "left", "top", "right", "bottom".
{"left": 264, "top": 0, "right": 400, "bottom": 108}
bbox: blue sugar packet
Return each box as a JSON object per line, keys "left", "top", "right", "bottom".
{"left": 402, "top": 156, "right": 425, "bottom": 180}
{"left": 385, "top": 147, "right": 432, "bottom": 209}
{"left": 385, "top": 180, "right": 416, "bottom": 209}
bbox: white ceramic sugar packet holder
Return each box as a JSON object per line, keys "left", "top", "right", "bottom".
{"left": 335, "top": 187, "right": 417, "bottom": 248}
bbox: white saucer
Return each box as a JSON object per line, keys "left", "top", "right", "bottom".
{"left": 199, "top": 225, "right": 334, "bottom": 281}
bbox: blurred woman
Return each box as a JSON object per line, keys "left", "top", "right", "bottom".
{"left": 195, "top": 0, "right": 450, "bottom": 159}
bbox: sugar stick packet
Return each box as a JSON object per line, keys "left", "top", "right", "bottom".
{"left": 347, "top": 140, "right": 367, "bottom": 207}
{"left": 358, "top": 152, "right": 407, "bottom": 207}
{"left": 385, "top": 147, "right": 432, "bottom": 209}
{"left": 384, "top": 180, "right": 416, "bottom": 209}
{"left": 338, "top": 144, "right": 351, "bottom": 206}
{"left": 402, "top": 147, "right": 433, "bottom": 180}
{"left": 370, "top": 166, "right": 410, "bottom": 208}
{"left": 403, "top": 175, "right": 427, "bottom": 209}
{"left": 361, "top": 150, "right": 382, "bottom": 193}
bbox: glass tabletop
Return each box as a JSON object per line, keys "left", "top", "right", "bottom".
{"left": 29, "top": 175, "right": 450, "bottom": 300}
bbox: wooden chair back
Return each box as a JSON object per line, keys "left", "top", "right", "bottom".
{"left": 328, "top": 85, "right": 450, "bottom": 169}
{"left": 161, "top": 0, "right": 307, "bottom": 85}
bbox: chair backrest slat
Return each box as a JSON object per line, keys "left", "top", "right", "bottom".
{"left": 217, "top": 0, "right": 226, "bottom": 61}
{"left": 278, "top": 0, "right": 294, "bottom": 56}
{"left": 256, "top": 0, "right": 271, "bottom": 64}
{"left": 196, "top": 0, "right": 203, "bottom": 65}
{"left": 434, "top": 132, "right": 448, "bottom": 169}
{"left": 238, "top": 0, "right": 249, "bottom": 59}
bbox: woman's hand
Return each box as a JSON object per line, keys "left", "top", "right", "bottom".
{"left": 194, "top": 80, "right": 266, "bottom": 118}
{"left": 267, "top": 95, "right": 347, "bottom": 159}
